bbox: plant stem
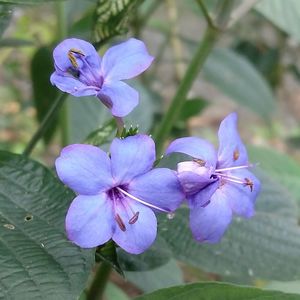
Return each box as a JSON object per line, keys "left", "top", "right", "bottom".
{"left": 56, "top": 1, "right": 69, "bottom": 146}
{"left": 154, "top": 0, "right": 236, "bottom": 154}
{"left": 23, "top": 93, "right": 67, "bottom": 156}
{"left": 154, "top": 26, "right": 219, "bottom": 154}
{"left": 87, "top": 262, "right": 112, "bottom": 300}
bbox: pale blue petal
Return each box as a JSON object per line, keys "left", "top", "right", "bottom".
{"left": 217, "top": 112, "right": 248, "bottom": 168}
{"left": 66, "top": 193, "right": 114, "bottom": 248}
{"left": 128, "top": 168, "right": 185, "bottom": 212}
{"left": 166, "top": 137, "right": 217, "bottom": 168}
{"left": 50, "top": 72, "right": 100, "bottom": 97}
{"left": 101, "top": 38, "right": 154, "bottom": 82}
{"left": 53, "top": 38, "right": 101, "bottom": 72}
{"left": 112, "top": 198, "right": 157, "bottom": 254}
{"left": 189, "top": 190, "right": 232, "bottom": 243}
{"left": 110, "top": 135, "right": 155, "bottom": 184}
{"left": 55, "top": 144, "right": 113, "bottom": 195}
{"left": 98, "top": 81, "right": 138, "bottom": 117}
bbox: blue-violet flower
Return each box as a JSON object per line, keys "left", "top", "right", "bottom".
{"left": 166, "top": 112, "right": 261, "bottom": 243}
{"left": 50, "top": 38, "right": 154, "bottom": 117}
{"left": 56, "top": 134, "right": 184, "bottom": 254}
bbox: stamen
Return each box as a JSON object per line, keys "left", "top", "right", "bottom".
{"left": 215, "top": 164, "right": 254, "bottom": 173}
{"left": 129, "top": 212, "right": 139, "bottom": 224}
{"left": 217, "top": 173, "right": 254, "bottom": 191}
{"left": 117, "top": 187, "right": 171, "bottom": 213}
{"left": 115, "top": 214, "right": 126, "bottom": 231}
{"left": 68, "top": 49, "right": 84, "bottom": 68}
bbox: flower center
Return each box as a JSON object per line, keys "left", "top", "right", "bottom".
{"left": 67, "top": 48, "right": 103, "bottom": 88}
{"left": 107, "top": 186, "right": 169, "bottom": 232}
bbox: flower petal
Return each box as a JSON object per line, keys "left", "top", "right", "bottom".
{"left": 101, "top": 38, "right": 154, "bottom": 82}
{"left": 98, "top": 81, "right": 138, "bottom": 117}
{"left": 50, "top": 72, "right": 100, "bottom": 97}
{"left": 128, "top": 168, "right": 185, "bottom": 212}
{"left": 222, "top": 169, "right": 261, "bottom": 218}
{"left": 177, "top": 161, "right": 215, "bottom": 195}
{"left": 110, "top": 135, "right": 156, "bottom": 183}
{"left": 188, "top": 180, "right": 220, "bottom": 207}
{"left": 217, "top": 112, "right": 248, "bottom": 168}
{"left": 189, "top": 190, "right": 232, "bottom": 243}
{"left": 53, "top": 38, "right": 101, "bottom": 72}
{"left": 112, "top": 198, "right": 157, "bottom": 254}
{"left": 55, "top": 144, "right": 113, "bottom": 195}
{"left": 166, "top": 137, "right": 217, "bottom": 168}
{"left": 66, "top": 194, "right": 114, "bottom": 248}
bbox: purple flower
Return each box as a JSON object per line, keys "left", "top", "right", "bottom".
{"left": 56, "top": 134, "right": 184, "bottom": 254}
{"left": 166, "top": 112, "right": 261, "bottom": 243}
{"left": 50, "top": 38, "right": 154, "bottom": 117}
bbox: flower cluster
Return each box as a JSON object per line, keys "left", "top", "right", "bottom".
{"left": 52, "top": 38, "right": 261, "bottom": 254}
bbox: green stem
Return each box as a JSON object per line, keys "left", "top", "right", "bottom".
{"left": 154, "top": 26, "right": 219, "bottom": 154}
{"left": 23, "top": 93, "right": 67, "bottom": 156}
{"left": 56, "top": 1, "right": 69, "bottom": 146}
{"left": 87, "top": 262, "right": 112, "bottom": 300}
{"left": 154, "top": 0, "right": 236, "bottom": 154}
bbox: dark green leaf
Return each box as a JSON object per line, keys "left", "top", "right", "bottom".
{"left": 93, "top": 0, "right": 139, "bottom": 45}
{"left": 118, "top": 237, "right": 172, "bottom": 272}
{"left": 203, "top": 48, "right": 275, "bottom": 118}
{"left": 135, "top": 282, "right": 300, "bottom": 300}
{"left": 179, "top": 98, "right": 208, "bottom": 121}
{"left": 249, "top": 146, "right": 300, "bottom": 204}
{"left": 256, "top": 0, "right": 300, "bottom": 43}
{"left": 84, "top": 119, "right": 116, "bottom": 146}
{"left": 127, "top": 259, "right": 183, "bottom": 293}
{"left": 31, "top": 46, "right": 59, "bottom": 144}
{"left": 0, "top": 151, "right": 94, "bottom": 299}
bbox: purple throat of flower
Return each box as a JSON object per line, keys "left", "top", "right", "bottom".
{"left": 107, "top": 185, "right": 170, "bottom": 232}
{"left": 210, "top": 164, "right": 255, "bottom": 192}
{"left": 67, "top": 48, "right": 104, "bottom": 91}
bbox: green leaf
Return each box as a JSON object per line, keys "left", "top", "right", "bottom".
{"left": 0, "top": 151, "right": 94, "bottom": 299}
{"left": 118, "top": 237, "right": 172, "bottom": 272}
{"left": 84, "top": 119, "right": 116, "bottom": 146}
{"left": 126, "top": 259, "right": 183, "bottom": 293}
{"left": 31, "top": 46, "right": 59, "bottom": 144}
{"left": 0, "top": 4, "right": 12, "bottom": 37}
{"left": 256, "top": 0, "right": 300, "bottom": 43}
{"left": 135, "top": 282, "right": 300, "bottom": 300}
{"left": 249, "top": 146, "right": 300, "bottom": 204}
{"left": 179, "top": 98, "right": 208, "bottom": 121}
{"left": 157, "top": 169, "right": 300, "bottom": 282}
{"left": 93, "top": 0, "right": 139, "bottom": 45}
{"left": 104, "top": 282, "right": 129, "bottom": 300}
{"left": 203, "top": 48, "right": 275, "bottom": 118}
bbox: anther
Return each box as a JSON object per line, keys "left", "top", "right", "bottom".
{"left": 193, "top": 158, "right": 206, "bottom": 166}
{"left": 244, "top": 178, "right": 253, "bottom": 192}
{"left": 233, "top": 148, "right": 239, "bottom": 161}
{"left": 129, "top": 212, "right": 139, "bottom": 224}
{"left": 115, "top": 214, "right": 126, "bottom": 231}
{"left": 68, "top": 48, "right": 85, "bottom": 68}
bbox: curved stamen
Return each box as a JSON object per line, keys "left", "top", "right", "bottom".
{"left": 215, "top": 163, "right": 255, "bottom": 173}
{"left": 117, "top": 187, "right": 171, "bottom": 213}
